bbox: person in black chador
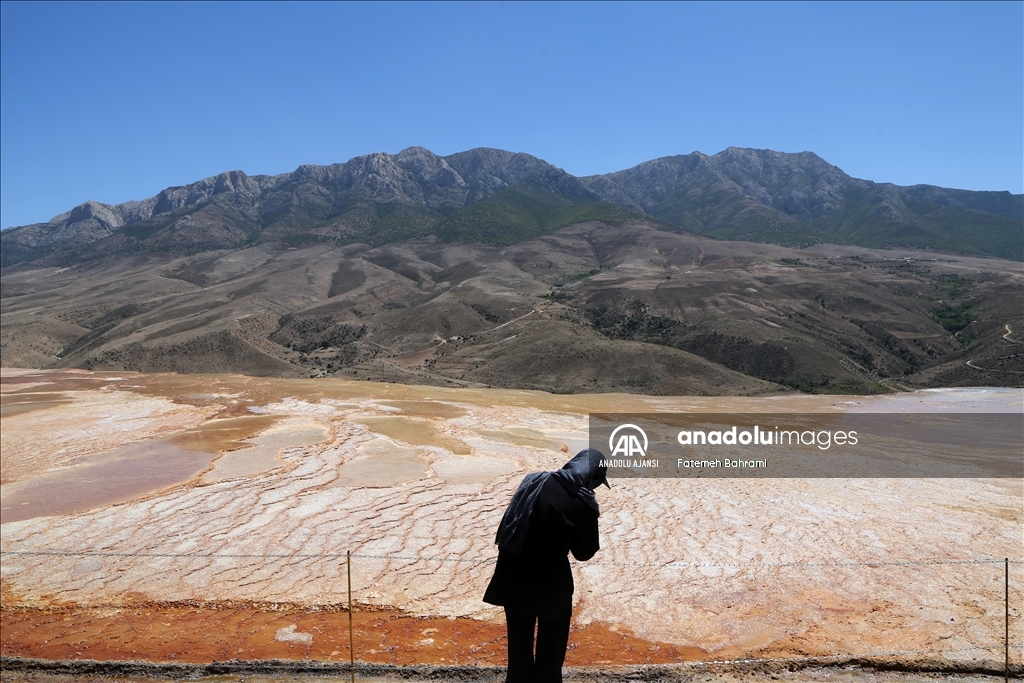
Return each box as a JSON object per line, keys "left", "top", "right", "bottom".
{"left": 483, "top": 448, "right": 609, "bottom": 683}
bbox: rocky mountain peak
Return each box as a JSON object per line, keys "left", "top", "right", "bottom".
{"left": 291, "top": 164, "right": 331, "bottom": 183}
{"left": 395, "top": 147, "right": 461, "bottom": 183}
{"left": 152, "top": 169, "right": 265, "bottom": 216}
{"left": 395, "top": 145, "right": 440, "bottom": 162}
{"left": 66, "top": 200, "right": 124, "bottom": 230}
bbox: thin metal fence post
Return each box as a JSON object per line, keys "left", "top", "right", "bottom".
{"left": 1006, "top": 557, "right": 1009, "bottom": 683}
{"left": 349, "top": 550, "right": 355, "bottom": 683}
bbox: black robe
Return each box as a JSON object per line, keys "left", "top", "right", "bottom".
{"left": 483, "top": 475, "right": 600, "bottom": 617}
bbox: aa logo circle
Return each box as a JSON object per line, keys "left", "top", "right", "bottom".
{"left": 609, "top": 424, "right": 648, "bottom": 458}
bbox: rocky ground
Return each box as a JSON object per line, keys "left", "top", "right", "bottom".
{"left": 1, "top": 370, "right": 1021, "bottom": 675}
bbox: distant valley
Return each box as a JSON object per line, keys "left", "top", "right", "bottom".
{"left": 2, "top": 147, "right": 1021, "bottom": 393}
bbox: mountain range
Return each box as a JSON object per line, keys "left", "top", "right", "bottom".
{"left": 1, "top": 147, "right": 1021, "bottom": 394}
{"left": 3, "top": 146, "right": 1021, "bottom": 268}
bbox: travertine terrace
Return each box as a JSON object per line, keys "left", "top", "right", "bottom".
{"left": 1, "top": 369, "right": 1021, "bottom": 668}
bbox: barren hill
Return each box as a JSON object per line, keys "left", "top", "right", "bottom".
{"left": 3, "top": 220, "right": 1021, "bottom": 394}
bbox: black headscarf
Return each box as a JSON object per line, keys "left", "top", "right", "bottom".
{"left": 494, "top": 449, "right": 609, "bottom": 557}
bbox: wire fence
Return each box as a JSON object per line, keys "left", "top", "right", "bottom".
{"left": 2, "top": 549, "right": 1019, "bottom": 567}
{"left": 0, "top": 547, "right": 1020, "bottom": 673}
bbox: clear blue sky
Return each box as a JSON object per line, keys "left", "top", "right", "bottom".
{"left": 1, "top": 1, "right": 1021, "bottom": 229}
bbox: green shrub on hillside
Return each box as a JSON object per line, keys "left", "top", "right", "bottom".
{"left": 932, "top": 303, "right": 976, "bottom": 332}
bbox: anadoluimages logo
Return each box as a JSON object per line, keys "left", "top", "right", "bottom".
{"left": 609, "top": 424, "right": 648, "bottom": 458}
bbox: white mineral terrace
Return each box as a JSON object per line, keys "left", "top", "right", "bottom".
{"left": 0, "top": 369, "right": 1021, "bottom": 663}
